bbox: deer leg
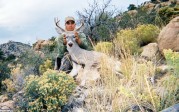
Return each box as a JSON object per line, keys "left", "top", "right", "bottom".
{"left": 54, "top": 56, "right": 61, "bottom": 70}
{"left": 69, "top": 62, "right": 82, "bottom": 77}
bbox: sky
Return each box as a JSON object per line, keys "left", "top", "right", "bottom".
{"left": 0, "top": 0, "right": 147, "bottom": 45}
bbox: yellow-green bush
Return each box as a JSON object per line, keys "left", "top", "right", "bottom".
{"left": 115, "top": 29, "right": 140, "bottom": 55}
{"left": 114, "top": 24, "right": 159, "bottom": 55}
{"left": 2, "top": 64, "right": 24, "bottom": 94}
{"left": 94, "top": 42, "right": 114, "bottom": 55}
{"left": 39, "top": 59, "right": 53, "bottom": 74}
{"left": 2, "top": 79, "right": 16, "bottom": 93}
{"left": 163, "top": 49, "right": 179, "bottom": 77}
{"left": 25, "top": 69, "right": 76, "bottom": 111}
{"left": 136, "top": 24, "right": 159, "bottom": 46}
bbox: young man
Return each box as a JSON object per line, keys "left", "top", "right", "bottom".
{"left": 55, "top": 16, "right": 91, "bottom": 72}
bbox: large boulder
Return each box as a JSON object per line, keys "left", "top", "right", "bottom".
{"left": 158, "top": 16, "right": 179, "bottom": 53}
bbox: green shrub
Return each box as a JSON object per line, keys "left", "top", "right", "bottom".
{"left": 94, "top": 42, "right": 114, "bottom": 55}
{"left": 158, "top": 5, "right": 179, "bottom": 24}
{"left": 119, "top": 8, "right": 158, "bottom": 29}
{"left": 18, "top": 49, "right": 44, "bottom": 75}
{"left": 163, "top": 49, "right": 179, "bottom": 77}
{"left": 0, "top": 50, "right": 10, "bottom": 93}
{"left": 24, "top": 69, "right": 76, "bottom": 111}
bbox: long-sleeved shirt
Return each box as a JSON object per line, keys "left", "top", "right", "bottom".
{"left": 55, "top": 33, "right": 92, "bottom": 58}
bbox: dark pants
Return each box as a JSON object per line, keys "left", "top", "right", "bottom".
{"left": 54, "top": 53, "right": 73, "bottom": 73}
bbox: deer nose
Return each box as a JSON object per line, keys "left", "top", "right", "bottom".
{"left": 68, "top": 43, "right": 73, "bottom": 47}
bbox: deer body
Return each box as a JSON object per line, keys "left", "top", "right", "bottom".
{"left": 65, "top": 34, "right": 104, "bottom": 81}
{"left": 67, "top": 41, "right": 103, "bottom": 66}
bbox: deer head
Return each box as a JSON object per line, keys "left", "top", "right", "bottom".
{"left": 54, "top": 18, "right": 85, "bottom": 48}
{"left": 54, "top": 17, "right": 84, "bottom": 35}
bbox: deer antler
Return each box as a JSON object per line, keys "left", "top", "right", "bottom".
{"left": 76, "top": 20, "right": 84, "bottom": 32}
{"left": 54, "top": 17, "right": 65, "bottom": 33}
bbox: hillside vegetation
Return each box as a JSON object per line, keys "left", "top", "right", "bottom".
{"left": 0, "top": 0, "right": 179, "bottom": 111}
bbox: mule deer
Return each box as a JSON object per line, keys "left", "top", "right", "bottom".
{"left": 55, "top": 18, "right": 121, "bottom": 85}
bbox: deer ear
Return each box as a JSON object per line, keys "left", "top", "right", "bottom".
{"left": 55, "top": 27, "right": 65, "bottom": 34}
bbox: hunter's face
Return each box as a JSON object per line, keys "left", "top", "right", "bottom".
{"left": 65, "top": 20, "right": 76, "bottom": 31}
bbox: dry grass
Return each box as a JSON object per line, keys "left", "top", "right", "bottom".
{"left": 85, "top": 55, "right": 161, "bottom": 112}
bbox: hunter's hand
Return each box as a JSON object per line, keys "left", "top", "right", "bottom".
{"left": 63, "top": 34, "right": 67, "bottom": 45}
{"left": 75, "top": 32, "right": 81, "bottom": 45}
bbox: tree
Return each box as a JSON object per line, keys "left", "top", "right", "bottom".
{"left": 77, "top": 0, "right": 120, "bottom": 43}
{"left": 119, "top": 7, "right": 158, "bottom": 29}
{"left": 127, "top": 4, "right": 137, "bottom": 11}
{"left": 0, "top": 49, "right": 4, "bottom": 60}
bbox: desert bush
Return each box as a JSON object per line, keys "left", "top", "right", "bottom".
{"left": 39, "top": 59, "right": 53, "bottom": 74}
{"left": 2, "top": 79, "right": 16, "bottom": 93}
{"left": 94, "top": 42, "right": 114, "bottom": 55}
{"left": 24, "top": 69, "right": 76, "bottom": 111}
{"left": 114, "top": 24, "right": 159, "bottom": 55}
{"left": 2, "top": 64, "right": 25, "bottom": 97}
{"left": 163, "top": 49, "right": 179, "bottom": 77}
{"left": 136, "top": 24, "right": 160, "bottom": 46}
{"left": 158, "top": 74, "right": 179, "bottom": 111}
{"left": 18, "top": 49, "right": 44, "bottom": 75}
{"left": 115, "top": 29, "right": 139, "bottom": 55}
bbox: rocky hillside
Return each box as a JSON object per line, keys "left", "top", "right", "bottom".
{"left": 0, "top": 41, "right": 31, "bottom": 57}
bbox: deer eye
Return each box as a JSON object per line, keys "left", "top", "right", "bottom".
{"left": 73, "top": 36, "right": 76, "bottom": 38}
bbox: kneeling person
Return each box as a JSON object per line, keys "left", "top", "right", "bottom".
{"left": 54, "top": 16, "right": 91, "bottom": 73}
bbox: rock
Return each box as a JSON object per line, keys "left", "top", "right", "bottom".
{"left": 141, "top": 43, "right": 159, "bottom": 59}
{"left": 127, "top": 10, "right": 138, "bottom": 16}
{"left": 151, "top": 65, "right": 170, "bottom": 84}
{"left": 0, "top": 100, "right": 14, "bottom": 110}
{"left": 160, "top": 1, "right": 172, "bottom": 6}
{"left": 161, "top": 103, "right": 179, "bottom": 112}
{"left": 141, "top": 43, "right": 161, "bottom": 61}
{"left": 33, "top": 39, "right": 53, "bottom": 51}
{"left": 0, "top": 95, "right": 8, "bottom": 103}
{"left": 154, "top": 4, "right": 161, "bottom": 10}
{"left": 144, "top": 2, "right": 156, "bottom": 8}
{"left": 156, "top": 65, "right": 169, "bottom": 74}
{"left": 12, "top": 90, "right": 24, "bottom": 102}
{"left": 158, "top": 16, "right": 179, "bottom": 53}
{"left": 61, "top": 86, "right": 89, "bottom": 112}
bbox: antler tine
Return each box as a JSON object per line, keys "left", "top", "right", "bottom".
{"left": 54, "top": 17, "right": 60, "bottom": 28}
{"left": 54, "top": 17, "right": 65, "bottom": 33}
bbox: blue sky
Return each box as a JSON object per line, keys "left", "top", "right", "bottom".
{"left": 0, "top": 0, "right": 147, "bottom": 45}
